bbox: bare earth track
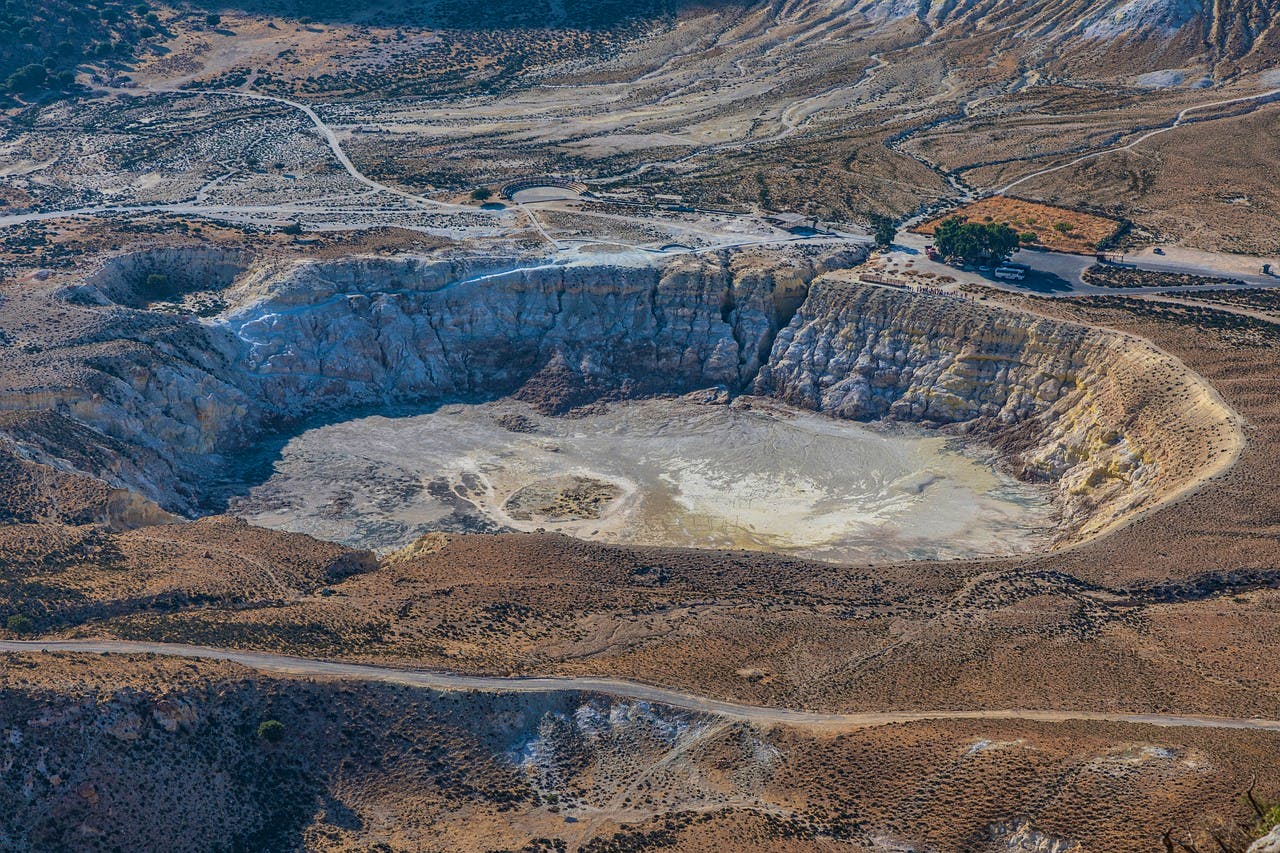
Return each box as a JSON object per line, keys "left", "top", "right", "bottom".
{"left": 5, "top": 1, "right": 1280, "bottom": 850}
{"left": 6, "top": 640, "right": 1280, "bottom": 734}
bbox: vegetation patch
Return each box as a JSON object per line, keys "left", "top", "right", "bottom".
{"left": 916, "top": 197, "right": 1122, "bottom": 255}
{"left": 1083, "top": 265, "right": 1243, "bottom": 289}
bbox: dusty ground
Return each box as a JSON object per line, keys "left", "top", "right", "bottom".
{"left": 914, "top": 198, "right": 1123, "bottom": 255}
{"left": 7, "top": 0, "right": 1280, "bottom": 251}
{"left": 1, "top": 652, "right": 1277, "bottom": 852}
{"left": 5, "top": 1, "right": 1280, "bottom": 850}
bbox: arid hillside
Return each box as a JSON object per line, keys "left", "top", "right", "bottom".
{"left": 5, "top": 0, "right": 1280, "bottom": 850}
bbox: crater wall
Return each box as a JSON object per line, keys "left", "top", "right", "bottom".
{"left": 220, "top": 251, "right": 824, "bottom": 417}
{"left": 757, "top": 281, "right": 1242, "bottom": 539}
{"left": 0, "top": 247, "right": 1242, "bottom": 544}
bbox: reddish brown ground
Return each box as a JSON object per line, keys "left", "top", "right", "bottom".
{"left": 915, "top": 196, "right": 1122, "bottom": 254}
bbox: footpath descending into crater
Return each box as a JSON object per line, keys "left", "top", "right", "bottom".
{"left": 0, "top": 244, "right": 1243, "bottom": 547}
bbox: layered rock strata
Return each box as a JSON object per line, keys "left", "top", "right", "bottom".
{"left": 757, "top": 282, "right": 1242, "bottom": 539}
{"left": 0, "top": 246, "right": 1241, "bottom": 545}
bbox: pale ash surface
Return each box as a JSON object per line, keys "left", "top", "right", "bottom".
{"left": 230, "top": 397, "right": 1054, "bottom": 561}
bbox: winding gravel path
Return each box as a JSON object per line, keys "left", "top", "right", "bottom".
{"left": 133, "top": 85, "right": 474, "bottom": 213}
{"left": 4, "top": 640, "right": 1280, "bottom": 733}
{"left": 997, "top": 86, "right": 1280, "bottom": 196}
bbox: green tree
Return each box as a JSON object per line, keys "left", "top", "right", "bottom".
{"left": 281, "top": 222, "right": 303, "bottom": 235}
{"left": 869, "top": 214, "right": 896, "bottom": 249}
{"left": 257, "top": 719, "right": 285, "bottom": 743}
{"left": 205, "top": 13, "right": 222, "bottom": 26}
{"left": 471, "top": 187, "right": 493, "bottom": 202}
{"left": 986, "top": 222, "right": 1020, "bottom": 261}
{"left": 933, "top": 216, "right": 1020, "bottom": 265}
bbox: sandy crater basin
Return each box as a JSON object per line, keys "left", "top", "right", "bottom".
{"left": 231, "top": 396, "right": 1056, "bottom": 562}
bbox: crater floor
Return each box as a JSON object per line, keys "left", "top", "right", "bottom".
{"left": 230, "top": 396, "right": 1055, "bottom": 562}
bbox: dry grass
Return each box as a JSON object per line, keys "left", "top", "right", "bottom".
{"left": 914, "top": 196, "right": 1122, "bottom": 254}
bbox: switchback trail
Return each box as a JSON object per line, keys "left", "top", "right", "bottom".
{"left": 5, "top": 640, "right": 1280, "bottom": 734}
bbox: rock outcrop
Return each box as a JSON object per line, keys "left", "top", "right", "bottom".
{"left": 0, "top": 245, "right": 1242, "bottom": 545}
{"left": 1251, "top": 826, "right": 1280, "bottom": 853}
{"left": 757, "top": 281, "right": 1241, "bottom": 539}
{"left": 221, "top": 252, "right": 814, "bottom": 417}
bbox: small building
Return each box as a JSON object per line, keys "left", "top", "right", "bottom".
{"left": 766, "top": 212, "right": 820, "bottom": 234}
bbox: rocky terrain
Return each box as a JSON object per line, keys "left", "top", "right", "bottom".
{"left": 0, "top": 244, "right": 1239, "bottom": 546}
{"left": 2, "top": 652, "right": 1278, "bottom": 852}
{"left": 758, "top": 281, "right": 1240, "bottom": 538}
{"left": 0, "top": 228, "right": 1270, "bottom": 851}
{"left": 4, "top": 0, "right": 1280, "bottom": 849}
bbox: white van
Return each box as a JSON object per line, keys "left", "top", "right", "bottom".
{"left": 994, "top": 266, "right": 1025, "bottom": 281}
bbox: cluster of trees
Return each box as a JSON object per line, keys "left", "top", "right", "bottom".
{"left": 0, "top": 0, "right": 174, "bottom": 98}
{"left": 932, "top": 216, "right": 1020, "bottom": 265}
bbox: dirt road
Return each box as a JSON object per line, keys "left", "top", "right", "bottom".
{"left": 997, "top": 86, "right": 1280, "bottom": 196}
{"left": 5, "top": 640, "right": 1280, "bottom": 734}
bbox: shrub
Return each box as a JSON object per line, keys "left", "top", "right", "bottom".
{"left": 205, "top": 13, "right": 222, "bottom": 26}
{"left": 141, "top": 273, "right": 168, "bottom": 298}
{"left": 1019, "top": 231, "right": 1037, "bottom": 244}
{"left": 257, "top": 720, "right": 285, "bottom": 743}
{"left": 281, "top": 222, "right": 303, "bottom": 235}
{"left": 6, "top": 64, "right": 47, "bottom": 94}
{"left": 6, "top": 614, "right": 35, "bottom": 635}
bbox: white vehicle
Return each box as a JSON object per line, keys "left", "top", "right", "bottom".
{"left": 994, "top": 266, "right": 1026, "bottom": 281}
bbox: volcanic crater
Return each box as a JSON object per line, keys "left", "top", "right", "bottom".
{"left": 0, "top": 243, "right": 1243, "bottom": 564}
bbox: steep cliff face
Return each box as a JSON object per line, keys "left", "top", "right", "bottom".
{"left": 220, "top": 252, "right": 821, "bottom": 417}
{"left": 0, "top": 247, "right": 1241, "bottom": 545}
{"left": 0, "top": 248, "right": 855, "bottom": 517}
{"left": 757, "top": 282, "right": 1241, "bottom": 540}
{"left": 756, "top": 283, "right": 1093, "bottom": 424}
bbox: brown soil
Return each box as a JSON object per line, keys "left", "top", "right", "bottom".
{"left": 915, "top": 196, "right": 1123, "bottom": 254}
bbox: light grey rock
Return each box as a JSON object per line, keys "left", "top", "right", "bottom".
{"left": 1250, "top": 826, "right": 1280, "bottom": 853}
